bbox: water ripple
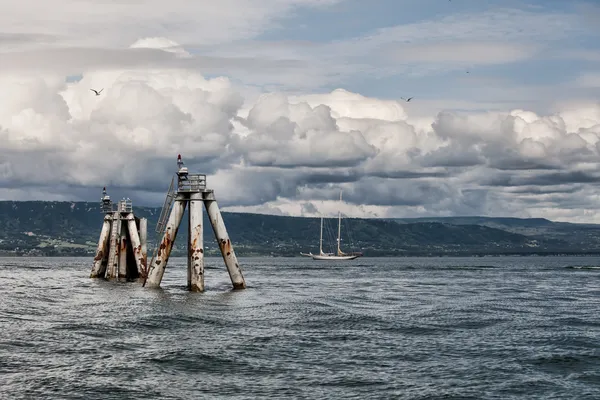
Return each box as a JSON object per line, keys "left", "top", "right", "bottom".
{"left": 1, "top": 256, "right": 600, "bottom": 399}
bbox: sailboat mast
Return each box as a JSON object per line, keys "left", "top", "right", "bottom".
{"left": 337, "top": 190, "right": 342, "bottom": 256}
{"left": 319, "top": 217, "right": 323, "bottom": 255}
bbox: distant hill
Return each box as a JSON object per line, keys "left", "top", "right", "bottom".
{"left": 389, "top": 216, "right": 600, "bottom": 247}
{"left": 1, "top": 201, "right": 600, "bottom": 257}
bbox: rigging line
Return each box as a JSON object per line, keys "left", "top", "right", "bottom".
{"left": 322, "top": 217, "right": 331, "bottom": 254}
{"left": 324, "top": 217, "right": 336, "bottom": 254}
{"left": 338, "top": 210, "right": 351, "bottom": 252}
{"left": 345, "top": 215, "right": 358, "bottom": 252}
{"left": 338, "top": 216, "right": 346, "bottom": 253}
{"left": 319, "top": 215, "right": 329, "bottom": 254}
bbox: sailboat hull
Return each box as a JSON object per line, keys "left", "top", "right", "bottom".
{"left": 311, "top": 254, "right": 360, "bottom": 260}
{"left": 300, "top": 252, "right": 361, "bottom": 260}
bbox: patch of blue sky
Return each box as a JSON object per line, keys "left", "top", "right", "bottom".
{"left": 66, "top": 74, "right": 83, "bottom": 82}
{"left": 255, "top": 0, "right": 594, "bottom": 44}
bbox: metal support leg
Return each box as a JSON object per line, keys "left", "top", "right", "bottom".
{"left": 126, "top": 214, "right": 146, "bottom": 279}
{"left": 139, "top": 218, "right": 148, "bottom": 275}
{"left": 204, "top": 196, "right": 246, "bottom": 290}
{"left": 188, "top": 192, "right": 204, "bottom": 292}
{"left": 144, "top": 197, "right": 187, "bottom": 288}
{"left": 106, "top": 212, "right": 121, "bottom": 280}
{"left": 118, "top": 219, "right": 128, "bottom": 279}
{"left": 90, "top": 215, "right": 112, "bottom": 278}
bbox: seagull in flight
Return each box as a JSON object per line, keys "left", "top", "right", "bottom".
{"left": 90, "top": 88, "right": 103, "bottom": 96}
{"left": 401, "top": 97, "right": 413, "bottom": 102}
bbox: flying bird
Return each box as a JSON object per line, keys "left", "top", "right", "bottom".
{"left": 401, "top": 97, "right": 413, "bottom": 102}
{"left": 90, "top": 88, "right": 103, "bottom": 96}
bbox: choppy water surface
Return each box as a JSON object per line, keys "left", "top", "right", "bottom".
{"left": 1, "top": 256, "right": 599, "bottom": 399}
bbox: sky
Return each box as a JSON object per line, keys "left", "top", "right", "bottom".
{"left": 0, "top": 0, "right": 599, "bottom": 222}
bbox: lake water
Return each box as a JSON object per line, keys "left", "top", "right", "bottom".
{"left": 1, "top": 256, "right": 599, "bottom": 399}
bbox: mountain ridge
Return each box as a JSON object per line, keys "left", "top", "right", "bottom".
{"left": 1, "top": 201, "right": 600, "bottom": 257}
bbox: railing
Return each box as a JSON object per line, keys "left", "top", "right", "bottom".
{"left": 118, "top": 198, "right": 133, "bottom": 213}
{"left": 101, "top": 199, "right": 114, "bottom": 213}
{"left": 177, "top": 173, "right": 206, "bottom": 192}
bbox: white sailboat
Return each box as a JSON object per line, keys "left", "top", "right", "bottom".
{"left": 301, "top": 191, "right": 363, "bottom": 260}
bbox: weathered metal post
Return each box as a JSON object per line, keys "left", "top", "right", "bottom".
{"left": 144, "top": 197, "right": 187, "bottom": 288}
{"left": 188, "top": 192, "right": 204, "bottom": 291}
{"left": 90, "top": 214, "right": 112, "bottom": 278}
{"left": 91, "top": 187, "right": 114, "bottom": 278}
{"left": 105, "top": 211, "right": 121, "bottom": 280}
{"left": 204, "top": 194, "right": 246, "bottom": 290}
{"left": 126, "top": 214, "right": 146, "bottom": 278}
{"left": 118, "top": 219, "right": 128, "bottom": 279}
{"left": 139, "top": 217, "right": 148, "bottom": 273}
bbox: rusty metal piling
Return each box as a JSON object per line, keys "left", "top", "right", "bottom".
{"left": 204, "top": 195, "right": 246, "bottom": 289}
{"left": 90, "top": 215, "right": 112, "bottom": 278}
{"left": 188, "top": 192, "right": 204, "bottom": 291}
{"left": 126, "top": 214, "right": 146, "bottom": 278}
{"left": 144, "top": 197, "right": 187, "bottom": 288}
{"left": 139, "top": 217, "right": 148, "bottom": 273}
{"left": 118, "top": 219, "right": 128, "bottom": 279}
{"left": 90, "top": 189, "right": 147, "bottom": 281}
{"left": 105, "top": 214, "right": 121, "bottom": 280}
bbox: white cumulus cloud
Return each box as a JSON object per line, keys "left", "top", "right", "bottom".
{"left": 1, "top": 37, "right": 600, "bottom": 223}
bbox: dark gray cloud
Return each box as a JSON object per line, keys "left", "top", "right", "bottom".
{"left": 522, "top": 171, "right": 600, "bottom": 186}
{"left": 482, "top": 170, "right": 600, "bottom": 188}
{"left": 507, "top": 185, "right": 583, "bottom": 195}
{"left": 299, "top": 170, "right": 363, "bottom": 184}
{"left": 368, "top": 170, "right": 451, "bottom": 179}
{"left": 417, "top": 143, "right": 484, "bottom": 168}
{"left": 340, "top": 178, "right": 451, "bottom": 207}
{"left": 487, "top": 159, "right": 561, "bottom": 171}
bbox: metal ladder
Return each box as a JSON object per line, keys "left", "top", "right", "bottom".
{"left": 145, "top": 176, "right": 176, "bottom": 281}
{"left": 156, "top": 176, "right": 176, "bottom": 235}
{"left": 105, "top": 214, "right": 121, "bottom": 278}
